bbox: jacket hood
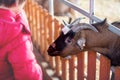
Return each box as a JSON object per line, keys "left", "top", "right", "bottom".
{"left": 0, "top": 8, "right": 30, "bottom": 48}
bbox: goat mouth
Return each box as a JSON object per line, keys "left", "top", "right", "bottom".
{"left": 47, "top": 46, "right": 62, "bottom": 56}
{"left": 47, "top": 51, "right": 61, "bottom": 56}
{"left": 48, "top": 51, "right": 60, "bottom": 56}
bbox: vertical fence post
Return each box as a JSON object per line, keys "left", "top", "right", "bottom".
{"left": 29, "top": 1, "right": 33, "bottom": 36}
{"left": 61, "top": 58, "right": 69, "bottom": 80}
{"left": 77, "top": 52, "right": 84, "bottom": 80}
{"left": 47, "top": 15, "right": 56, "bottom": 69}
{"left": 48, "top": 0, "right": 54, "bottom": 16}
{"left": 99, "top": 55, "right": 111, "bottom": 80}
{"left": 35, "top": 4, "right": 40, "bottom": 49}
{"left": 38, "top": 6, "right": 43, "bottom": 52}
{"left": 89, "top": 0, "right": 94, "bottom": 24}
{"left": 54, "top": 19, "right": 62, "bottom": 76}
{"left": 114, "top": 67, "right": 120, "bottom": 80}
{"left": 30, "top": 2, "right": 36, "bottom": 43}
{"left": 87, "top": 51, "right": 96, "bottom": 80}
{"left": 69, "top": 56, "right": 77, "bottom": 80}
{"left": 34, "top": 3, "right": 39, "bottom": 47}
{"left": 43, "top": 10, "right": 49, "bottom": 61}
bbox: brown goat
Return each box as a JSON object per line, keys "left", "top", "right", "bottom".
{"left": 47, "top": 18, "right": 120, "bottom": 66}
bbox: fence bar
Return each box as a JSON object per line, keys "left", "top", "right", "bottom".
{"left": 34, "top": 3, "right": 39, "bottom": 47}
{"left": 47, "top": 15, "right": 56, "bottom": 69}
{"left": 99, "top": 55, "right": 111, "bottom": 80}
{"left": 87, "top": 51, "right": 96, "bottom": 80}
{"left": 114, "top": 67, "right": 120, "bottom": 80}
{"left": 61, "top": 58, "right": 69, "bottom": 80}
{"left": 55, "top": 56, "right": 62, "bottom": 77}
{"left": 43, "top": 10, "right": 49, "bottom": 61}
{"left": 54, "top": 19, "right": 62, "bottom": 76}
{"left": 48, "top": 0, "right": 54, "bottom": 16}
{"left": 39, "top": 7, "right": 44, "bottom": 52}
{"left": 77, "top": 52, "right": 84, "bottom": 80}
{"left": 89, "top": 0, "right": 94, "bottom": 23}
{"left": 69, "top": 56, "right": 76, "bottom": 80}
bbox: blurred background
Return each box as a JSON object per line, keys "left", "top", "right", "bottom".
{"left": 35, "top": 0, "right": 120, "bottom": 23}
{"left": 78, "top": 0, "right": 120, "bottom": 23}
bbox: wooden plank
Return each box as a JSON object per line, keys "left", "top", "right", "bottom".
{"left": 87, "top": 51, "right": 96, "bottom": 80}
{"left": 54, "top": 19, "right": 62, "bottom": 76}
{"left": 29, "top": 2, "right": 33, "bottom": 36}
{"left": 43, "top": 10, "right": 49, "bottom": 61}
{"left": 47, "top": 15, "right": 53, "bottom": 45}
{"left": 54, "top": 19, "right": 61, "bottom": 40}
{"left": 77, "top": 52, "right": 84, "bottom": 80}
{"left": 35, "top": 4, "right": 40, "bottom": 49}
{"left": 114, "top": 67, "right": 120, "bottom": 80}
{"left": 38, "top": 6, "right": 43, "bottom": 51}
{"left": 41, "top": 9, "right": 45, "bottom": 52}
{"left": 39, "top": 7, "right": 44, "bottom": 52}
{"left": 34, "top": 3, "right": 39, "bottom": 47}
{"left": 36, "top": 5, "right": 41, "bottom": 49}
{"left": 47, "top": 15, "right": 56, "bottom": 69}
{"left": 32, "top": 3, "right": 36, "bottom": 43}
{"left": 69, "top": 56, "right": 76, "bottom": 80}
{"left": 99, "top": 55, "right": 111, "bottom": 80}
{"left": 55, "top": 56, "right": 62, "bottom": 76}
{"left": 61, "top": 58, "right": 69, "bottom": 80}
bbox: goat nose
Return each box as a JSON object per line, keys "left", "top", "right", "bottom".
{"left": 47, "top": 43, "right": 56, "bottom": 53}
{"left": 51, "top": 43, "right": 56, "bottom": 48}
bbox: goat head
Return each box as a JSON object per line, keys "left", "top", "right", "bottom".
{"left": 47, "top": 18, "right": 99, "bottom": 57}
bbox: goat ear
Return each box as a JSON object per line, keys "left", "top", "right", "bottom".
{"left": 92, "top": 18, "right": 107, "bottom": 27}
{"left": 101, "top": 18, "right": 107, "bottom": 25}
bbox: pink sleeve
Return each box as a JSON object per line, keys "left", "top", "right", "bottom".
{"left": 8, "top": 40, "right": 42, "bottom": 80}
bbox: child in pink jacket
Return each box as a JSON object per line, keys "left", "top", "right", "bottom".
{"left": 0, "top": 0, "right": 43, "bottom": 80}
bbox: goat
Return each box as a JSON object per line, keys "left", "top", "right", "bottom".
{"left": 47, "top": 18, "right": 120, "bottom": 66}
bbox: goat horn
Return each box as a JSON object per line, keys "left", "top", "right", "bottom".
{"left": 72, "top": 23, "right": 99, "bottom": 32}
{"left": 62, "top": 20, "right": 68, "bottom": 26}
{"left": 70, "top": 17, "right": 85, "bottom": 26}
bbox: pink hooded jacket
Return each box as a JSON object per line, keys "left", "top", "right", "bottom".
{"left": 0, "top": 8, "right": 42, "bottom": 80}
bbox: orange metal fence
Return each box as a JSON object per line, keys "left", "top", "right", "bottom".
{"left": 24, "top": 0, "right": 120, "bottom": 80}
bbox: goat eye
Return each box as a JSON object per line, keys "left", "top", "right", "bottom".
{"left": 65, "top": 37, "right": 72, "bottom": 44}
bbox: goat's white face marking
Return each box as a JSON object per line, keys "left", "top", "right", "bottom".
{"left": 62, "top": 26, "right": 71, "bottom": 35}
{"left": 77, "top": 38, "right": 86, "bottom": 50}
